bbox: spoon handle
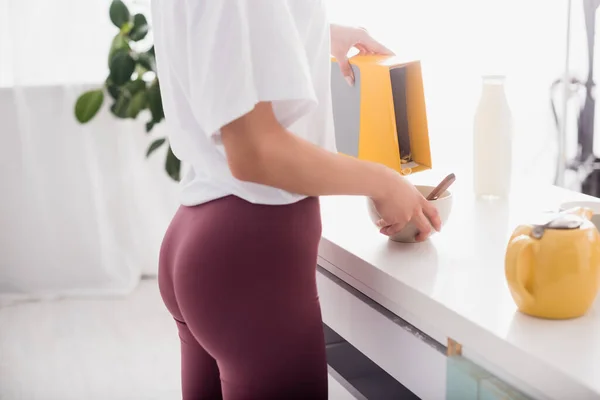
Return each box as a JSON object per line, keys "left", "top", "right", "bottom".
{"left": 426, "top": 173, "right": 456, "bottom": 201}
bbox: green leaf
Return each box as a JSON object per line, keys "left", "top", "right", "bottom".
{"left": 75, "top": 89, "right": 104, "bottom": 123}
{"left": 111, "top": 95, "right": 130, "bottom": 118}
{"left": 147, "top": 80, "right": 164, "bottom": 123}
{"left": 120, "top": 21, "right": 133, "bottom": 35}
{"left": 135, "top": 64, "right": 148, "bottom": 77}
{"left": 129, "top": 14, "right": 149, "bottom": 41}
{"left": 108, "top": 34, "right": 129, "bottom": 67}
{"left": 123, "top": 79, "right": 146, "bottom": 96}
{"left": 109, "top": 0, "right": 130, "bottom": 29}
{"left": 137, "top": 51, "right": 156, "bottom": 72}
{"left": 145, "top": 120, "right": 155, "bottom": 133}
{"left": 126, "top": 90, "right": 147, "bottom": 118}
{"left": 146, "top": 138, "right": 166, "bottom": 157}
{"left": 105, "top": 78, "right": 120, "bottom": 100}
{"left": 165, "top": 145, "right": 181, "bottom": 181}
{"left": 109, "top": 50, "right": 136, "bottom": 85}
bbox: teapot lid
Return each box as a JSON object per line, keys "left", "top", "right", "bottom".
{"left": 531, "top": 213, "right": 584, "bottom": 239}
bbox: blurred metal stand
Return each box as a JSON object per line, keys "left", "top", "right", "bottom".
{"left": 555, "top": 0, "right": 572, "bottom": 188}
{"left": 553, "top": 0, "right": 600, "bottom": 197}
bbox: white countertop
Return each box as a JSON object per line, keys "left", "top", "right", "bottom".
{"left": 318, "top": 171, "right": 600, "bottom": 400}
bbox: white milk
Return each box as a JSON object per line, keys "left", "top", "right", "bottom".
{"left": 473, "top": 75, "right": 513, "bottom": 198}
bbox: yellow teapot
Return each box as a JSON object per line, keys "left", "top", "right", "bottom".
{"left": 505, "top": 207, "right": 600, "bottom": 319}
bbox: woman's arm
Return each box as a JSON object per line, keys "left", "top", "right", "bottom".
{"left": 221, "top": 102, "right": 441, "bottom": 240}
{"left": 221, "top": 102, "right": 391, "bottom": 199}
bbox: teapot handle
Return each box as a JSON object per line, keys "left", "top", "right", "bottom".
{"left": 505, "top": 234, "right": 535, "bottom": 306}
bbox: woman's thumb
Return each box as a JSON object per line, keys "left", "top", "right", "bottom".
{"left": 338, "top": 56, "right": 355, "bottom": 87}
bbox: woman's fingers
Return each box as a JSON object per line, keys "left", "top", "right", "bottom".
{"left": 375, "top": 219, "right": 389, "bottom": 228}
{"left": 337, "top": 55, "right": 355, "bottom": 86}
{"left": 379, "top": 214, "right": 409, "bottom": 236}
{"left": 333, "top": 26, "right": 394, "bottom": 86}
{"left": 355, "top": 44, "right": 372, "bottom": 55}
{"left": 422, "top": 202, "right": 442, "bottom": 232}
{"left": 358, "top": 31, "right": 395, "bottom": 55}
{"left": 379, "top": 207, "right": 440, "bottom": 242}
{"left": 380, "top": 223, "right": 401, "bottom": 236}
{"left": 411, "top": 212, "right": 431, "bottom": 240}
{"left": 414, "top": 230, "right": 430, "bottom": 242}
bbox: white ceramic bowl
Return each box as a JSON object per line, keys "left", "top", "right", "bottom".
{"left": 367, "top": 185, "right": 453, "bottom": 243}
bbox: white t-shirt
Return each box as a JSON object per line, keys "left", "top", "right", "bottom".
{"left": 150, "top": 0, "right": 337, "bottom": 206}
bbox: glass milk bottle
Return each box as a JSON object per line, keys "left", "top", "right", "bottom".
{"left": 473, "top": 75, "right": 513, "bottom": 198}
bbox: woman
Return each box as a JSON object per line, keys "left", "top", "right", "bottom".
{"left": 150, "top": 1, "right": 441, "bottom": 399}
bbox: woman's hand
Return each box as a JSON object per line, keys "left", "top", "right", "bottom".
{"left": 371, "top": 172, "right": 441, "bottom": 242}
{"left": 330, "top": 24, "right": 394, "bottom": 86}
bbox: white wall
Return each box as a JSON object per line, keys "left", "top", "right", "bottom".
{"left": 327, "top": 0, "right": 576, "bottom": 184}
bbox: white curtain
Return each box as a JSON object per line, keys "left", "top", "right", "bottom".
{"left": 0, "top": 0, "right": 179, "bottom": 303}
{"left": 0, "top": 0, "right": 583, "bottom": 301}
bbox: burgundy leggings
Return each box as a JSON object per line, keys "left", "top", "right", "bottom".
{"left": 158, "top": 195, "right": 327, "bottom": 399}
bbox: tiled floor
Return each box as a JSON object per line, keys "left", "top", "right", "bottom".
{"left": 0, "top": 279, "right": 356, "bottom": 400}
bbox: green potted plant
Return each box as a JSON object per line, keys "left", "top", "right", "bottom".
{"left": 74, "top": 0, "right": 180, "bottom": 181}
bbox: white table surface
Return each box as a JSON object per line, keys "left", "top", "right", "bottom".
{"left": 318, "top": 171, "right": 600, "bottom": 400}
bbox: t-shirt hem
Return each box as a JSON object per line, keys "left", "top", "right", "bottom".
{"left": 179, "top": 191, "right": 309, "bottom": 207}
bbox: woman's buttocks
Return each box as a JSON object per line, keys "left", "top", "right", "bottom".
{"left": 164, "top": 195, "right": 322, "bottom": 280}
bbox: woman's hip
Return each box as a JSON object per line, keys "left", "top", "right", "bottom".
{"left": 160, "top": 195, "right": 322, "bottom": 287}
